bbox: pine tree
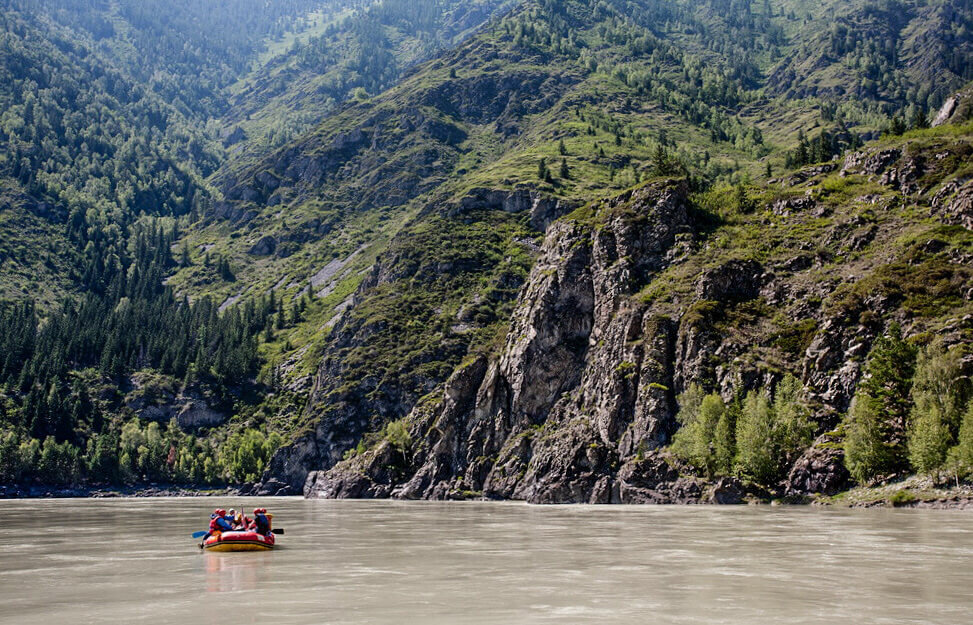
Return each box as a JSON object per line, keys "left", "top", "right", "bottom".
{"left": 858, "top": 323, "right": 916, "bottom": 465}
{"left": 537, "top": 157, "right": 548, "bottom": 181}
{"left": 888, "top": 116, "right": 907, "bottom": 136}
{"left": 911, "top": 107, "right": 929, "bottom": 130}
{"left": 558, "top": 139, "right": 567, "bottom": 155}
{"left": 559, "top": 158, "right": 570, "bottom": 179}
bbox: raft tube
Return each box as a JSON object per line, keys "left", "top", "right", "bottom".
{"left": 203, "top": 530, "right": 275, "bottom": 552}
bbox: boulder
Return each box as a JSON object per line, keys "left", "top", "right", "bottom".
{"left": 248, "top": 235, "right": 277, "bottom": 256}
{"left": 785, "top": 434, "right": 850, "bottom": 496}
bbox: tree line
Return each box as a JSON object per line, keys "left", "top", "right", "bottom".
{"left": 670, "top": 325, "right": 973, "bottom": 488}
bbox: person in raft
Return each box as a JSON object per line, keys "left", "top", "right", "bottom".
{"left": 252, "top": 508, "right": 272, "bottom": 536}
{"left": 198, "top": 509, "right": 234, "bottom": 547}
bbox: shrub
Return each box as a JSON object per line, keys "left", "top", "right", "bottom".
{"left": 889, "top": 490, "right": 918, "bottom": 507}
{"left": 383, "top": 419, "right": 412, "bottom": 456}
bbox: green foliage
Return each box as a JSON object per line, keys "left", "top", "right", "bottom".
{"left": 713, "top": 396, "right": 738, "bottom": 475}
{"left": 220, "top": 430, "right": 282, "bottom": 483}
{"left": 383, "top": 419, "right": 412, "bottom": 456}
{"left": 858, "top": 323, "right": 917, "bottom": 463}
{"left": 673, "top": 375, "right": 814, "bottom": 485}
{"left": 734, "top": 391, "right": 776, "bottom": 483}
{"left": 908, "top": 342, "right": 971, "bottom": 474}
{"left": 671, "top": 385, "right": 724, "bottom": 477}
{"left": 908, "top": 405, "right": 950, "bottom": 474}
{"left": 771, "top": 374, "right": 815, "bottom": 466}
{"left": 889, "top": 489, "right": 918, "bottom": 506}
{"left": 844, "top": 393, "right": 894, "bottom": 484}
{"left": 948, "top": 403, "right": 973, "bottom": 479}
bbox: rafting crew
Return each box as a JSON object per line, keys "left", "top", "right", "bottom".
{"left": 198, "top": 507, "right": 275, "bottom": 546}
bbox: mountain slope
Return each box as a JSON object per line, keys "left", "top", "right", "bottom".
{"left": 233, "top": 0, "right": 973, "bottom": 495}
{"left": 2, "top": 0, "right": 972, "bottom": 496}
{"left": 307, "top": 120, "right": 973, "bottom": 502}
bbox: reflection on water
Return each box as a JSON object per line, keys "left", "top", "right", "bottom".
{"left": 0, "top": 498, "right": 971, "bottom": 625}
{"left": 203, "top": 552, "right": 271, "bottom": 593}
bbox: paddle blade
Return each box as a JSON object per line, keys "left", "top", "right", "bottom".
{"left": 192, "top": 531, "right": 208, "bottom": 539}
{"left": 271, "top": 528, "right": 284, "bottom": 535}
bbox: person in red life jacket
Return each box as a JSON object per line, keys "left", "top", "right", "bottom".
{"left": 198, "top": 509, "right": 233, "bottom": 548}
{"left": 253, "top": 508, "right": 271, "bottom": 536}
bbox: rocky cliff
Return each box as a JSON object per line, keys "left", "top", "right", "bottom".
{"left": 274, "top": 123, "right": 973, "bottom": 503}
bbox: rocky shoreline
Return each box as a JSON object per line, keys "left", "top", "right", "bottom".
{"left": 3, "top": 483, "right": 972, "bottom": 508}
{"left": 0, "top": 484, "right": 243, "bottom": 499}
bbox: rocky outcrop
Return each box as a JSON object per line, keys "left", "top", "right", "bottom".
{"left": 785, "top": 434, "right": 850, "bottom": 497}
{"left": 447, "top": 187, "right": 580, "bottom": 232}
{"left": 307, "top": 181, "right": 729, "bottom": 503}
{"left": 267, "top": 117, "right": 973, "bottom": 504}
{"left": 124, "top": 376, "right": 229, "bottom": 430}
{"left": 931, "top": 179, "right": 973, "bottom": 230}
{"left": 247, "top": 235, "right": 277, "bottom": 256}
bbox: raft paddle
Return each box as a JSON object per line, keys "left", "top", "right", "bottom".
{"left": 192, "top": 531, "right": 208, "bottom": 539}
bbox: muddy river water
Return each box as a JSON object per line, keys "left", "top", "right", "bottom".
{"left": 0, "top": 497, "right": 970, "bottom": 624}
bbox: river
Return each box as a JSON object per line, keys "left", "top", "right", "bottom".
{"left": 0, "top": 498, "right": 970, "bottom": 624}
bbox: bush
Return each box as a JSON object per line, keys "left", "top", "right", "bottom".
{"left": 671, "top": 385, "right": 724, "bottom": 475}
{"left": 383, "top": 419, "right": 412, "bottom": 456}
{"left": 889, "top": 490, "right": 918, "bottom": 507}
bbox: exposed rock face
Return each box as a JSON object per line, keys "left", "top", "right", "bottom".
{"left": 932, "top": 179, "right": 973, "bottom": 230}
{"left": 124, "top": 377, "right": 229, "bottom": 431}
{"left": 308, "top": 181, "right": 723, "bottom": 503}
{"left": 786, "top": 434, "right": 850, "bottom": 497}
{"left": 932, "top": 86, "right": 973, "bottom": 127}
{"left": 266, "top": 132, "right": 973, "bottom": 503}
{"left": 695, "top": 259, "right": 763, "bottom": 302}
{"left": 447, "top": 187, "right": 580, "bottom": 231}
{"left": 247, "top": 235, "right": 277, "bottom": 256}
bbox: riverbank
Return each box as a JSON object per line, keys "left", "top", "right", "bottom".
{"left": 812, "top": 476, "right": 973, "bottom": 509}
{"left": 5, "top": 480, "right": 972, "bottom": 508}
{"left": 0, "top": 484, "right": 241, "bottom": 499}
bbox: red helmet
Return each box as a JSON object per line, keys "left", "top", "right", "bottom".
{"left": 254, "top": 508, "right": 266, "bottom": 514}
{"left": 216, "top": 509, "right": 226, "bottom": 517}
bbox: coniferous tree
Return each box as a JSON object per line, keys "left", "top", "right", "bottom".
{"left": 858, "top": 323, "right": 917, "bottom": 462}
{"left": 911, "top": 107, "right": 929, "bottom": 130}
